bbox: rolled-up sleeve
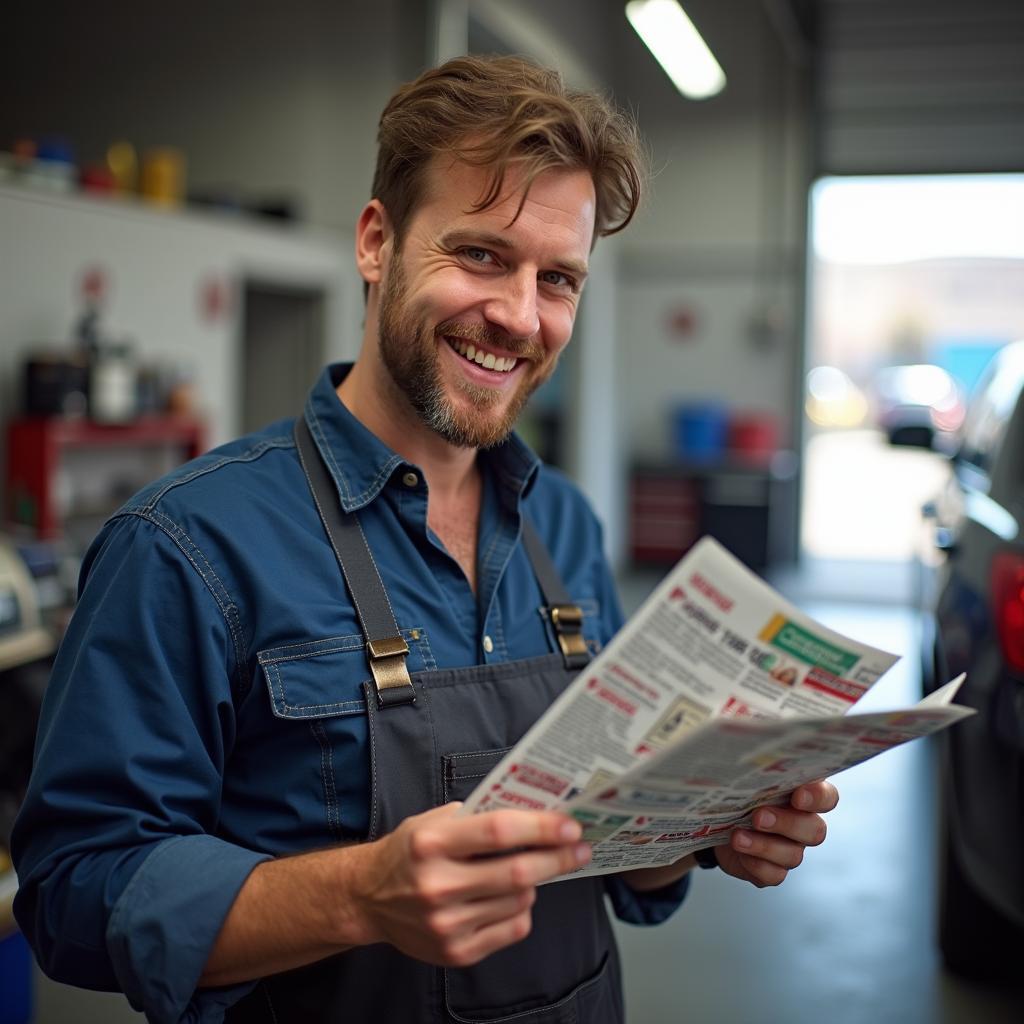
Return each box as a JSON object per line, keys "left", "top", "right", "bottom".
{"left": 106, "top": 835, "right": 268, "bottom": 1021}
{"left": 12, "top": 513, "right": 267, "bottom": 1022}
{"left": 603, "top": 872, "right": 690, "bottom": 925}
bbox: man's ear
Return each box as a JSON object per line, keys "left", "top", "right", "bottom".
{"left": 355, "top": 199, "right": 393, "bottom": 286}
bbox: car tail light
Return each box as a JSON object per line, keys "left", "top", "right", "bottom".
{"left": 991, "top": 551, "right": 1024, "bottom": 673}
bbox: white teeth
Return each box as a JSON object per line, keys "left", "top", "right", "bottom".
{"left": 447, "top": 337, "right": 516, "bottom": 372}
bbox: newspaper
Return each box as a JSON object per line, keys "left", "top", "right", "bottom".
{"left": 460, "top": 537, "right": 974, "bottom": 880}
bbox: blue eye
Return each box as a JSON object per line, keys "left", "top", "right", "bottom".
{"left": 541, "top": 270, "right": 576, "bottom": 291}
{"left": 464, "top": 247, "right": 492, "bottom": 263}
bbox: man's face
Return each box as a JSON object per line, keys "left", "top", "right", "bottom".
{"left": 375, "top": 158, "right": 596, "bottom": 449}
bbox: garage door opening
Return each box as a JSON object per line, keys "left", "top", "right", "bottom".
{"left": 801, "top": 174, "right": 1024, "bottom": 596}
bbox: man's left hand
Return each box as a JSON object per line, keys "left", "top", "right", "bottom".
{"left": 714, "top": 780, "right": 839, "bottom": 887}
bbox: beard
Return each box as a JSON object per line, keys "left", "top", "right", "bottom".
{"left": 376, "top": 254, "right": 556, "bottom": 450}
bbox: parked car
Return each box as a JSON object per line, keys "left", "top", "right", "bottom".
{"left": 918, "top": 340, "right": 1024, "bottom": 982}
{"left": 874, "top": 363, "right": 965, "bottom": 448}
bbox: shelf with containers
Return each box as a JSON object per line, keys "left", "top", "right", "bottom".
{"left": 6, "top": 416, "right": 207, "bottom": 550}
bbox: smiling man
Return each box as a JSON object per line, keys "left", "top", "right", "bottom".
{"left": 355, "top": 160, "right": 589, "bottom": 449}
{"left": 13, "top": 56, "right": 838, "bottom": 1024}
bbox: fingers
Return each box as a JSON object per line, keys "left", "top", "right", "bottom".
{"left": 731, "top": 830, "right": 805, "bottom": 869}
{"left": 401, "top": 806, "right": 591, "bottom": 902}
{"left": 717, "top": 784, "right": 840, "bottom": 890}
{"left": 429, "top": 889, "right": 536, "bottom": 940}
{"left": 748, "top": 803, "right": 828, "bottom": 847}
{"left": 458, "top": 839, "right": 592, "bottom": 899}
{"left": 790, "top": 780, "right": 839, "bottom": 813}
{"left": 442, "top": 908, "right": 536, "bottom": 967}
{"left": 412, "top": 808, "right": 584, "bottom": 861}
{"left": 366, "top": 807, "right": 593, "bottom": 968}
{"left": 722, "top": 784, "right": 837, "bottom": 886}
{"left": 724, "top": 823, "right": 806, "bottom": 888}
{"left": 731, "top": 851, "right": 792, "bottom": 888}
{"left": 415, "top": 887, "right": 538, "bottom": 968}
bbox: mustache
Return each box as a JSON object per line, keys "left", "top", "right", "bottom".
{"left": 435, "top": 319, "right": 544, "bottom": 362}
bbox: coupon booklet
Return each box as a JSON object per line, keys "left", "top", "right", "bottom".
{"left": 460, "top": 537, "right": 972, "bottom": 879}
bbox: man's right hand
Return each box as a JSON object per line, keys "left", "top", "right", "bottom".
{"left": 201, "top": 804, "right": 590, "bottom": 988}
{"left": 346, "top": 804, "right": 591, "bottom": 967}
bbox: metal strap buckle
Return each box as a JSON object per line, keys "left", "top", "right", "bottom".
{"left": 550, "top": 604, "right": 589, "bottom": 667}
{"left": 366, "top": 635, "right": 416, "bottom": 707}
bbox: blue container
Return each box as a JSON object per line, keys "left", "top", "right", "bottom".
{"left": 673, "top": 403, "right": 729, "bottom": 463}
{"left": 0, "top": 931, "right": 33, "bottom": 1024}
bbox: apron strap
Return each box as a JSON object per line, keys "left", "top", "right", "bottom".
{"left": 294, "top": 418, "right": 416, "bottom": 708}
{"left": 520, "top": 520, "right": 591, "bottom": 670}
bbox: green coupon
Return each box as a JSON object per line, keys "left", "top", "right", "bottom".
{"left": 760, "top": 615, "right": 858, "bottom": 675}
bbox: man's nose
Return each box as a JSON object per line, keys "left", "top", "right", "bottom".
{"left": 484, "top": 272, "right": 540, "bottom": 340}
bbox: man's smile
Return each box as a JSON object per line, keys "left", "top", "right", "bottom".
{"left": 444, "top": 335, "right": 520, "bottom": 374}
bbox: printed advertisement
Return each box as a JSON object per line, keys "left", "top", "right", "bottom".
{"left": 460, "top": 538, "right": 973, "bottom": 880}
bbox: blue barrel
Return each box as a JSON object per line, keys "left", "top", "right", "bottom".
{"left": 673, "top": 403, "right": 729, "bottom": 463}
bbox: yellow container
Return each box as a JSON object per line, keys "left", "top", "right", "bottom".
{"left": 140, "top": 147, "right": 186, "bottom": 207}
{"left": 106, "top": 141, "right": 138, "bottom": 193}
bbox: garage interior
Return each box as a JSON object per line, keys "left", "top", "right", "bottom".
{"left": 1, "top": 1, "right": 1022, "bottom": 1021}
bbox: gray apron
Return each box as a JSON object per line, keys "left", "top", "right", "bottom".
{"left": 226, "top": 421, "right": 624, "bottom": 1023}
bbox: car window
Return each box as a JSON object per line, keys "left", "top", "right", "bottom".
{"left": 957, "top": 342, "right": 1024, "bottom": 474}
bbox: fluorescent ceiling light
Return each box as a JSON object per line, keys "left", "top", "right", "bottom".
{"left": 625, "top": 0, "right": 726, "bottom": 100}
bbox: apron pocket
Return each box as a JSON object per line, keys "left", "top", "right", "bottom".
{"left": 445, "top": 947, "right": 615, "bottom": 1024}
{"left": 440, "top": 749, "right": 617, "bottom": 1022}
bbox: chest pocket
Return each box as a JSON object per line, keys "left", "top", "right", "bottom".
{"left": 253, "top": 628, "right": 434, "bottom": 845}
{"left": 259, "top": 628, "right": 435, "bottom": 720}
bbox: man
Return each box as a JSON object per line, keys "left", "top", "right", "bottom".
{"left": 13, "top": 56, "right": 837, "bottom": 1023}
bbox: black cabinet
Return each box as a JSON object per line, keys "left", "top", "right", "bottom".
{"left": 630, "top": 458, "right": 797, "bottom": 572}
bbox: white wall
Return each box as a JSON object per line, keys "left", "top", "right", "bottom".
{"left": 615, "top": 2, "right": 810, "bottom": 472}
{"left": 0, "top": 187, "right": 357, "bottom": 446}
{"left": 616, "top": 276, "right": 798, "bottom": 461}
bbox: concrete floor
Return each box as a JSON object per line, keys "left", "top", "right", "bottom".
{"left": 801, "top": 430, "right": 949, "bottom": 563}
{"left": 28, "top": 585, "right": 1024, "bottom": 1023}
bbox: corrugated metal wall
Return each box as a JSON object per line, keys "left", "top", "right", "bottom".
{"left": 816, "top": 0, "right": 1024, "bottom": 174}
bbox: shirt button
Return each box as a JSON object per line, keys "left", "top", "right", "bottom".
{"left": 402, "top": 471, "right": 419, "bottom": 488}
{"left": 482, "top": 635, "right": 494, "bottom": 654}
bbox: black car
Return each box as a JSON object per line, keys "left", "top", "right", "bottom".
{"left": 874, "top": 363, "right": 965, "bottom": 449}
{"left": 919, "top": 341, "right": 1024, "bottom": 982}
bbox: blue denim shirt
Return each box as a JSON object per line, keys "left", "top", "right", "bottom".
{"left": 13, "top": 364, "right": 688, "bottom": 1023}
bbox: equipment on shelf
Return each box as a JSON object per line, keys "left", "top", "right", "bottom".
{"left": 0, "top": 538, "right": 54, "bottom": 673}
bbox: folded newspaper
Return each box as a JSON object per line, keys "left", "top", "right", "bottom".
{"left": 460, "top": 537, "right": 974, "bottom": 880}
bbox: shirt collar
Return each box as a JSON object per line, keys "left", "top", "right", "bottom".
{"left": 303, "top": 363, "right": 540, "bottom": 513}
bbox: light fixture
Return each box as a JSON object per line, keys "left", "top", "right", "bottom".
{"left": 625, "top": 0, "right": 726, "bottom": 100}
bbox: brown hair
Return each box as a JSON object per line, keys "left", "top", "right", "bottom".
{"left": 371, "top": 55, "right": 646, "bottom": 245}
